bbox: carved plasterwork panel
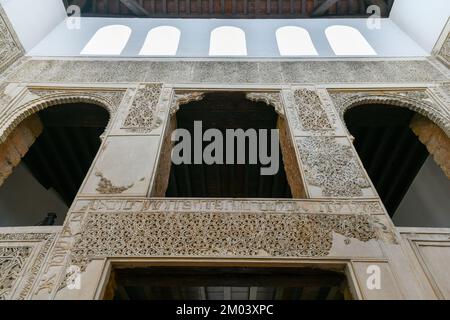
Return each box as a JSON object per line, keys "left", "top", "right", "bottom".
{"left": 329, "top": 90, "right": 450, "bottom": 137}
{"left": 246, "top": 91, "right": 284, "bottom": 116}
{"left": 122, "top": 83, "right": 163, "bottom": 132}
{"left": 0, "top": 7, "right": 22, "bottom": 74}
{"left": 296, "top": 137, "right": 372, "bottom": 197}
{"left": 293, "top": 89, "right": 333, "bottom": 130}
{"left": 0, "top": 247, "right": 32, "bottom": 300}
{"left": 69, "top": 210, "right": 384, "bottom": 271}
{"left": 0, "top": 232, "right": 57, "bottom": 300}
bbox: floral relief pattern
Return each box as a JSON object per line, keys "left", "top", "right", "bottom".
{"left": 296, "top": 137, "right": 371, "bottom": 197}
{"left": 69, "top": 211, "right": 378, "bottom": 270}
{"left": 123, "top": 83, "right": 163, "bottom": 131}
{"left": 293, "top": 89, "right": 333, "bottom": 130}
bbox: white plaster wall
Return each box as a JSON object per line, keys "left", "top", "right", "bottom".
{"left": 0, "top": 163, "right": 68, "bottom": 227}
{"left": 390, "top": 0, "right": 450, "bottom": 53}
{"left": 0, "top": 0, "right": 66, "bottom": 51}
{"left": 28, "top": 17, "right": 427, "bottom": 58}
{"left": 394, "top": 157, "right": 450, "bottom": 228}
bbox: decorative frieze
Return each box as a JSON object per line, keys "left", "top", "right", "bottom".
{"left": 122, "top": 84, "right": 163, "bottom": 132}
{"left": 296, "top": 137, "right": 371, "bottom": 197}
{"left": 4, "top": 60, "right": 447, "bottom": 85}
{"left": 69, "top": 211, "right": 384, "bottom": 271}
{"left": 73, "top": 198, "right": 386, "bottom": 215}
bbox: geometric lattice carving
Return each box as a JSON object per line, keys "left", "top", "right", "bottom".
{"left": 0, "top": 247, "right": 32, "bottom": 300}
{"left": 123, "top": 83, "right": 163, "bottom": 131}
{"left": 293, "top": 89, "right": 333, "bottom": 130}
{"left": 296, "top": 137, "right": 371, "bottom": 197}
{"left": 329, "top": 90, "right": 450, "bottom": 137}
{"left": 70, "top": 211, "right": 379, "bottom": 270}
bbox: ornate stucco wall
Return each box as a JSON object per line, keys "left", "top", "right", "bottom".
{"left": 0, "top": 38, "right": 449, "bottom": 300}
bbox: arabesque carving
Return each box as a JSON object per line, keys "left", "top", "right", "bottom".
{"left": 246, "top": 91, "right": 284, "bottom": 116}
{"left": 69, "top": 211, "right": 382, "bottom": 271}
{"left": 293, "top": 89, "right": 333, "bottom": 130}
{"left": 170, "top": 91, "right": 205, "bottom": 116}
{"left": 0, "top": 232, "right": 57, "bottom": 300}
{"left": 0, "top": 7, "right": 22, "bottom": 74}
{"left": 123, "top": 84, "right": 163, "bottom": 132}
{"left": 296, "top": 137, "right": 371, "bottom": 197}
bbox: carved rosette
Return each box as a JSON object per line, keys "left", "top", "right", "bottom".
{"left": 246, "top": 91, "right": 284, "bottom": 116}
{"left": 0, "top": 7, "right": 22, "bottom": 74}
{"left": 329, "top": 90, "right": 450, "bottom": 137}
{"left": 122, "top": 83, "right": 163, "bottom": 132}
{"left": 170, "top": 91, "right": 205, "bottom": 116}
{"left": 296, "top": 137, "right": 371, "bottom": 197}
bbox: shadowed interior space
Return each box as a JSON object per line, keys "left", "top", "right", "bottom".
{"left": 165, "top": 92, "right": 293, "bottom": 198}
{"left": 109, "top": 266, "right": 350, "bottom": 300}
{"left": 0, "top": 103, "right": 108, "bottom": 226}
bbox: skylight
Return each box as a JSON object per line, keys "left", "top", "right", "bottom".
{"left": 81, "top": 25, "right": 131, "bottom": 55}
{"left": 325, "top": 25, "right": 377, "bottom": 56}
{"left": 139, "top": 26, "right": 181, "bottom": 56}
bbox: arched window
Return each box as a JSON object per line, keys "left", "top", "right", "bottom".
{"left": 81, "top": 25, "right": 131, "bottom": 55}
{"left": 209, "top": 26, "right": 247, "bottom": 56}
{"left": 325, "top": 25, "right": 376, "bottom": 56}
{"left": 139, "top": 26, "right": 181, "bottom": 56}
{"left": 276, "top": 26, "right": 318, "bottom": 56}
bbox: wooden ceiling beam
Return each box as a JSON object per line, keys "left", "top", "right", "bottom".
{"left": 119, "top": 0, "right": 150, "bottom": 16}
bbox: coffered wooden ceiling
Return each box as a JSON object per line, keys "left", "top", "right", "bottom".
{"left": 64, "top": 0, "right": 394, "bottom": 18}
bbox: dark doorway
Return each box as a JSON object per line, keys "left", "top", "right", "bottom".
{"left": 110, "top": 266, "right": 349, "bottom": 300}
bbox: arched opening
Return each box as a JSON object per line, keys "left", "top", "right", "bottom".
{"left": 209, "top": 26, "right": 247, "bottom": 56}
{"left": 139, "top": 26, "right": 181, "bottom": 56}
{"left": 81, "top": 25, "right": 131, "bottom": 55}
{"left": 276, "top": 26, "right": 318, "bottom": 56}
{"left": 325, "top": 25, "right": 376, "bottom": 56}
{"left": 152, "top": 92, "right": 305, "bottom": 198}
{"left": 344, "top": 104, "right": 450, "bottom": 227}
{"left": 0, "top": 103, "right": 109, "bottom": 227}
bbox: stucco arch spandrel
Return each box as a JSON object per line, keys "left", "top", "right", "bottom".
{"left": 0, "top": 88, "right": 126, "bottom": 143}
{"left": 328, "top": 90, "right": 450, "bottom": 138}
